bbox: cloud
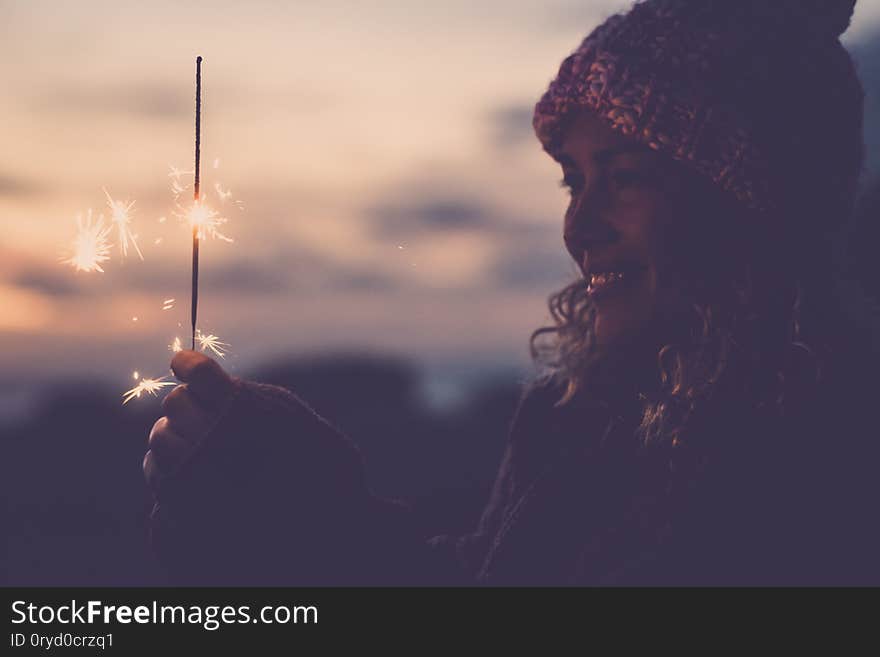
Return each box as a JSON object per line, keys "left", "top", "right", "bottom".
{"left": 202, "top": 256, "right": 397, "bottom": 294}
{"left": 362, "top": 181, "right": 572, "bottom": 289}
{"left": 488, "top": 223, "right": 574, "bottom": 290}
{"left": 366, "top": 198, "right": 491, "bottom": 236}
{"left": 11, "top": 267, "right": 81, "bottom": 298}
{"left": 201, "top": 262, "right": 291, "bottom": 294}
{"left": 0, "top": 173, "right": 40, "bottom": 198}
{"left": 538, "top": 0, "right": 629, "bottom": 34}
{"left": 321, "top": 268, "right": 398, "bottom": 293}
{"left": 487, "top": 103, "right": 537, "bottom": 149}
{"left": 33, "top": 82, "right": 191, "bottom": 120}
{"left": 102, "top": 246, "right": 400, "bottom": 296}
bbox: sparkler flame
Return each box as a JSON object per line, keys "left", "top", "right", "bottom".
{"left": 61, "top": 209, "right": 113, "bottom": 273}
{"left": 122, "top": 375, "right": 175, "bottom": 405}
{"left": 195, "top": 330, "right": 229, "bottom": 358}
{"left": 177, "top": 200, "right": 233, "bottom": 242}
{"left": 168, "top": 161, "right": 239, "bottom": 241}
{"left": 103, "top": 188, "right": 143, "bottom": 260}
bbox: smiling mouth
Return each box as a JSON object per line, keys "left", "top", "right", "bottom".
{"left": 586, "top": 267, "right": 645, "bottom": 300}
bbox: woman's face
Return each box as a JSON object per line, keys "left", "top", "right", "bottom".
{"left": 558, "top": 110, "right": 703, "bottom": 349}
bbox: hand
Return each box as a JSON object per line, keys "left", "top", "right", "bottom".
{"left": 143, "top": 350, "right": 236, "bottom": 493}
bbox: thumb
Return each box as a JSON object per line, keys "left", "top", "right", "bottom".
{"left": 170, "top": 349, "right": 235, "bottom": 409}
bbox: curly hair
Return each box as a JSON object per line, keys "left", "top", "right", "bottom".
{"left": 529, "top": 197, "right": 825, "bottom": 460}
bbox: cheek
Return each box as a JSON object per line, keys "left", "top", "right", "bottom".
{"left": 618, "top": 199, "right": 679, "bottom": 275}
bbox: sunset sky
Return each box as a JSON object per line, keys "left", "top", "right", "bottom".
{"left": 2, "top": 0, "right": 879, "bottom": 414}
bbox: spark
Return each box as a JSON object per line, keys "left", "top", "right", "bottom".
{"left": 104, "top": 188, "right": 143, "bottom": 260}
{"left": 61, "top": 209, "right": 113, "bottom": 273}
{"left": 176, "top": 200, "right": 233, "bottom": 242}
{"left": 214, "top": 182, "right": 232, "bottom": 202}
{"left": 154, "top": 237, "right": 164, "bottom": 245}
{"left": 122, "top": 375, "right": 175, "bottom": 405}
{"left": 168, "top": 165, "right": 192, "bottom": 198}
{"left": 195, "top": 329, "right": 229, "bottom": 358}
{"left": 162, "top": 298, "right": 175, "bottom": 311}
{"left": 132, "top": 371, "right": 139, "bottom": 380}
{"left": 168, "top": 165, "right": 193, "bottom": 180}
{"left": 132, "top": 316, "right": 138, "bottom": 322}
{"left": 158, "top": 216, "right": 167, "bottom": 224}
{"left": 169, "top": 336, "right": 183, "bottom": 353}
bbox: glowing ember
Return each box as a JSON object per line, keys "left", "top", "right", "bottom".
{"left": 195, "top": 330, "right": 229, "bottom": 358}
{"left": 61, "top": 209, "right": 113, "bottom": 273}
{"left": 177, "top": 200, "right": 233, "bottom": 243}
{"left": 104, "top": 188, "right": 143, "bottom": 260}
{"left": 214, "top": 182, "right": 232, "bottom": 202}
{"left": 168, "top": 165, "right": 194, "bottom": 199}
{"left": 122, "top": 376, "right": 175, "bottom": 405}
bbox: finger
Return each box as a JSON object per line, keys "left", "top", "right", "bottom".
{"left": 170, "top": 350, "right": 234, "bottom": 409}
{"left": 161, "top": 385, "right": 214, "bottom": 440}
{"left": 148, "top": 416, "right": 196, "bottom": 471}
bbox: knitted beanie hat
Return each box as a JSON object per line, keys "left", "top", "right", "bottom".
{"left": 533, "top": 0, "right": 864, "bottom": 225}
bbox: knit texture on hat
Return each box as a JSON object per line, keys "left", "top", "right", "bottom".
{"left": 533, "top": 0, "right": 863, "bottom": 219}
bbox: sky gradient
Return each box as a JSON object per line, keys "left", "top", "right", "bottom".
{"left": 2, "top": 0, "right": 879, "bottom": 412}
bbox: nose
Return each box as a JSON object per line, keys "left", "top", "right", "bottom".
{"left": 563, "top": 183, "right": 616, "bottom": 263}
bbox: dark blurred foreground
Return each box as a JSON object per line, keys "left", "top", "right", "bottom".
{"left": 1, "top": 354, "right": 521, "bottom": 586}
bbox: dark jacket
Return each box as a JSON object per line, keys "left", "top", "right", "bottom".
{"left": 149, "top": 330, "right": 880, "bottom": 585}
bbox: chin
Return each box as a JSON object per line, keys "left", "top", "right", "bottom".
{"left": 594, "top": 312, "right": 648, "bottom": 350}
{"left": 592, "top": 291, "right": 656, "bottom": 351}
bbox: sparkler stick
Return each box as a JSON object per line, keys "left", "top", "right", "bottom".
{"left": 191, "top": 55, "right": 202, "bottom": 350}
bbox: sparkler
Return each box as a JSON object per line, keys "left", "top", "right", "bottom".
{"left": 191, "top": 54, "right": 202, "bottom": 351}
{"left": 122, "top": 375, "right": 175, "bottom": 405}
{"left": 110, "top": 57, "right": 236, "bottom": 404}
{"left": 177, "top": 200, "right": 232, "bottom": 242}
{"left": 61, "top": 209, "right": 113, "bottom": 273}
{"left": 103, "top": 188, "right": 143, "bottom": 260}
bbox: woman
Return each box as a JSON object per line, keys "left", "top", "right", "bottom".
{"left": 144, "top": 0, "right": 880, "bottom": 585}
